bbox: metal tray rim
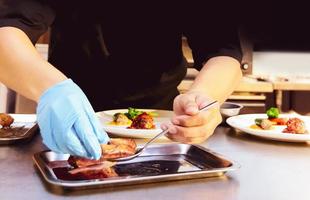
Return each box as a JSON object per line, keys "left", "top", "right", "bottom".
{"left": 33, "top": 144, "right": 240, "bottom": 188}
{"left": 0, "top": 124, "right": 38, "bottom": 141}
{"left": 0, "top": 114, "right": 38, "bottom": 144}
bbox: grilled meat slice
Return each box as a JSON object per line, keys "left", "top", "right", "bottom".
{"left": 107, "top": 138, "right": 136, "bottom": 152}
{"left": 69, "top": 161, "right": 118, "bottom": 179}
{"left": 67, "top": 138, "right": 136, "bottom": 179}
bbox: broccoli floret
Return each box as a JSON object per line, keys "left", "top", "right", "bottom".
{"left": 125, "top": 107, "right": 143, "bottom": 120}
{"left": 266, "top": 107, "right": 279, "bottom": 119}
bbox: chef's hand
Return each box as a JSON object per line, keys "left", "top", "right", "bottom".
{"left": 37, "top": 79, "right": 109, "bottom": 159}
{"left": 161, "top": 91, "right": 222, "bottom": 144}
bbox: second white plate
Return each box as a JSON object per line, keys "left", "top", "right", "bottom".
{"left": 226, "top": 113, "right": 310, "bottom": 142}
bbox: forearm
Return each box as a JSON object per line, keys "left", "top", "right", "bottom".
{"left": 189, "top": 56, "right": 242, "bottom": 104}
{"left": 0, "top": 27, "right": 66, "bottom": 102}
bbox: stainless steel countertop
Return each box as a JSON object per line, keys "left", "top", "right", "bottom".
{"left": 1, "top": 126, "right": 310, "bottom": 200}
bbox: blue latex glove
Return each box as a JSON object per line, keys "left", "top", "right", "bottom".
{"left": 37, "top": 79, "right": 109, "bottom": 159}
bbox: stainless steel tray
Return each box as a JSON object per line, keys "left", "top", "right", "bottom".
{"left": 33, "top": 144, "right": 240, "bottom": 190}
{"left": 0, "top": 114, "right": 38, "bottom": 144}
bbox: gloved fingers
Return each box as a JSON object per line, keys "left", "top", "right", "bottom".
{"left": 81, "top": 96, "right": 110, "bottom": 144}
{"left": 42, "top": 137, "right": 62, "bottom": 153}
{"left": 51, "top": 124, "right": 89, "bottom": 157}
{"left": 38, "top": 120, "right": 62, "bottom": 153}
{"left": 74, "top": 114, "right": 102, "bottom": 160}
{"left": 86, "top": 111, "right": 110, "bottom": 144}
{"left": 61, "top": 127, "right": 89, "bottom": 157}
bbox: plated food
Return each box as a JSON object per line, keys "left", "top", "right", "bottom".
{"left": 128, "top": 112, "right": 155, "bottom": 129}
{"left": 226, "top": 111, "right": 310, "bottom": 142}
{"left": 98, "top": 108, "right": 173, "bottom": 138}
{"left": 68, "top": 138, "right": 136, "bottom": 179}
{"left": 110, "top": 107, "right": 156, "bottom": 129}
{"left": 251, "top": 107, "right": 307, "bottom": 134}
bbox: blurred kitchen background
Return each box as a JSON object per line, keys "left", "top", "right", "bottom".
{"left": 1, "top": 4, "right": 310, "bottom": 115}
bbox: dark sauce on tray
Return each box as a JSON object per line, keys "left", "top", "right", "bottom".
{"left": 53, "top": 167, "right": 85, "bottom": 181}
{"left": 0, "top": 126, "right": 27, "bottom": 138}
{"left": 115, "top": 160, "right": 180, "bottom": 176}
{"left": 0, "top": 122, "right": 33, "bottom": 138}
{"left": 52, "top": 160, "right": 199, "bottom": 181}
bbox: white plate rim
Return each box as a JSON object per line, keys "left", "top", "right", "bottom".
{"left": 226, "top": 113, "right": 310, "bottom": 142}
{"left": 1, "top": 114, "right": 37, "bottom": 123}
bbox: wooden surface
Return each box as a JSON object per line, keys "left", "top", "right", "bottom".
{"left": 273, "top": 81, "right": 310, "bottom": 90}
{"left": 178, "top": 75, "right": 274, "bottom": 94}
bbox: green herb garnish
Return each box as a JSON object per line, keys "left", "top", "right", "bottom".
{"left": 266, "top": 107, "right": 279, "bottom": 119}
{"left": 124, "top": 107, "right": 143, "bottom": 120}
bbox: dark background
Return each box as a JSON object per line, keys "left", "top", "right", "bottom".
{"left": 240, "top": 2, "right": 310, "bottom": 51}
{"left": 239, "top": 2, "right": 310, "bottom": 114}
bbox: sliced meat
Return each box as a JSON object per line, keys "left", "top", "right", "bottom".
{"left": 101, "top": 144, "right": 136, "bottom": 159}
{"left": 68, "top": 156, "right": 107, "bottom": 168}
{"left": 69, "top": 161, "right": 118, "bottom": 179}
{"left": 108, "top": 138, "right": 137, "bottom": 152}
{"left": 67, "top": 138, "right": 136, "bottom": 179}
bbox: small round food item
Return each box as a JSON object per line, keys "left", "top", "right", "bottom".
{"left": 283, "top": 118, "right": 306, "bottom": 134}
{"left": 112, "top": 113, "right": 132, "bottom": 125}
{"left": 0, "top": 113, "right": 14, "bottom": 128}
{"left": 128, "top": 112, "right": 155, "bottom": 129}
{"left": 255, "top": 118, "right": 273, "bottom": 130}
{"left": 260, "top": 119, "right": 273, "bottom": 130}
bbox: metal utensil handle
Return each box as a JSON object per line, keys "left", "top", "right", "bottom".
{"left": 140, "top": 129, "right": 170, "bottom": 151}
{"left": 199, "top": 100, "right": 218, "bottom": 112}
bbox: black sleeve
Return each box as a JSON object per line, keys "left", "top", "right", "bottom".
{"left": 183, "top": 3, "right": 242, "bottom": 70}
{"left": 0, "top": 0, "right": 55, "bottom": 44}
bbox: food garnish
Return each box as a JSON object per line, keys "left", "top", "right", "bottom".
{"left": 125, "top": 107, "right": 143, "bottom": 120}
{"left": 268, "top": 117, "right": 288, "bottom": 125}
{"left": 125, "top": 107, "right": 158, "bottom": 120}
{"left": 250, "top": 107, "right": 307, "bottom": 134}
{"left": 266, "top": 107, "right": 279, "bottom": 119}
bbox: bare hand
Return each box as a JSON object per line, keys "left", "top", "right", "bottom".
{"left": 161, "top": 91, "right": 222, "bottom": 144}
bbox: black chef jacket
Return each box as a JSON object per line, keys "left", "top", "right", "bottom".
{"left": 0, "top": 1, "right": 242, "bottom": 111}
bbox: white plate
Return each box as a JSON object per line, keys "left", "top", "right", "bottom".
{"left": 226, "top": 114, "right": 310, "bottom": 142}
{"left": 97, "top": 109, "right": 174, "bottom": 138}
{"left": 9, "top": 114, "right": 37, "bottom": 122}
